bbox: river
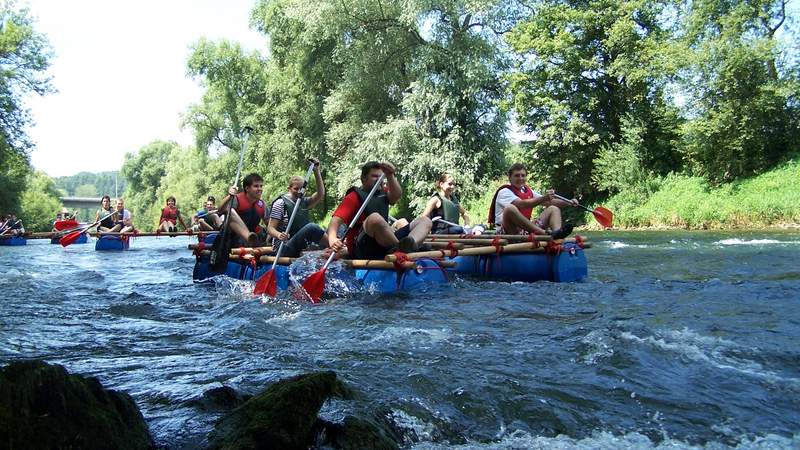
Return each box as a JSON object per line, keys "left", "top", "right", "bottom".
{"left": 1, "top": 230, "right": 798, "bottom": 449}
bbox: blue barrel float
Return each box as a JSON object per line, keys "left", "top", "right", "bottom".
{"left": 450, "top": 241, "right": 588, "bottom": 282}
{"left": 95, "top": 235, "right": 129, "bottom": 251}
{"left": 0, "top": 236, "right": 26, "bottom": 246}
{"left": 191, "top": 232, "right": 449, "bottom": 295}
{"left": 51, "top": 234, "right": 87, "bottom": 245}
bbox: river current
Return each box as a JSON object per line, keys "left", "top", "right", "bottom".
{"left": 1, "top": 230, "right": 799, "bottom": 449}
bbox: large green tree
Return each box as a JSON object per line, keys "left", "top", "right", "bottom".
{"left": 18, "top": 170, "right": 61, "bottom": 232}
{"left": 678, "top": 0, "right": 799, "bottom": 182}
{"left": 120, "top": 141, "right": 180, "bottom": 231}
{"left": 0, "top": 1, "right": 53, "bottom": 214}
{"left": 505, "top": 0, "right": 681, "bottom": 198}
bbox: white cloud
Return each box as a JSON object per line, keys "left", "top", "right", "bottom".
{"left": 22, "top": 0, "right": 266, "bottom": 177}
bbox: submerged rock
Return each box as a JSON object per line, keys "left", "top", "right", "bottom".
{"left": 190, "top": 385, "right": 251, "bottom": 412}
{"left": 0, "top": 359, "right": 153, "bottom": 449}
{"left": 316, "top": 416, "right": 399, "bottom": 450}
{"left": 209, "top": 371, "right": 366, "bottom": 449}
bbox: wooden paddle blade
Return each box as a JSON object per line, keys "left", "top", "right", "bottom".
{"left": 301, "top": 268, "right": 327, "bottom": 303}
{"left": 253, "top": 269, "right": 277, "bottom": 296}
{"left": 59, "top": 231, "right": 82, "bottom": 247}
{"left": 593, "top": 206, "right": 613, "bottom": 228}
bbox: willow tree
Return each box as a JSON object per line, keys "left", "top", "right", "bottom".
{"left": 187, "top": 0, "right": 510, "bottom": 217}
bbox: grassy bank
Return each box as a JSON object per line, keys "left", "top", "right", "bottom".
{"left": 460, "top": 156, "right": 800, "bottom": 231}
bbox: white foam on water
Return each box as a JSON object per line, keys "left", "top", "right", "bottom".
{"left": 578, "top": 329, "right": 615, "bottom": 365}
{"left": 620, "top": 328, "right": 800, "bottom": 387}
{"left": 609, "top": 241, "right": 630, "bottom": 249}
{"left": 265, "top": 310, "right": 303, "bottom": 324}
{"left": 390, "top": 409, "right": 438, "bottom": 442}
{"left": 715, "top": 239, "right": 792, "bottom": 246}
{"left": 410, "top": 430, "right": 799, "bottom": 449}
{"left": 370, "top": 326, "right": 456, "bottom": 347}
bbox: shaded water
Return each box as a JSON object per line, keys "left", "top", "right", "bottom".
{"left": 1, "top": 231, "right": 799, "bottom": 448}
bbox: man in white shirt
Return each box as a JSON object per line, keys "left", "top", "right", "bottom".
{"left": 488, "top": 163, "right": 577, "bottom": 238}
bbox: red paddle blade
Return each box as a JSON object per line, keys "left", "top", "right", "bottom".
{"left": 60, "top": 231, "right": 82, "bottom": 247}
{"left": 301, "top": 268, "right": 327, "bottom": 303}
{"left": 253, "top": 269, "right": 277, "bottom": 296}
{"left": 593, "top": 206, "right": 613, "bottom": 228}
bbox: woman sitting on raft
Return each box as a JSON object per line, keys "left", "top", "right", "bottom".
{"left": 421, "top": 173, "right": 476, "bottom": 235}
{"left": 156, "top": 196, "right": 188, "bottom": 233}
{"left": 95, "top": 195, "right": 116, "bottom": 232}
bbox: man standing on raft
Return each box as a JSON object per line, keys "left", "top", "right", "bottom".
{"left": 327, "top": 161, "right": 432, "bottom": 259}
{"left": 488, "top": 163, "right": 577, "bottom": 239}
{"left": 267, "top": 158, "right": 328, "bottom": 257}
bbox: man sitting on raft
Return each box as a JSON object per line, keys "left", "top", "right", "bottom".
{"left": 191, "top": 196, "right": 222, "bottom": 231}
{"left": 327, "top": 161, "right": 432, "bottom": 259}
{"left": 488, "top": 163, "right": 576, "bottom": 239}
{"left": 421, "top": 172, "right": 473, "bottom": 235}
{"left": 218, "top": 173, "right": 269, "bottom": 247}
{"left": 156, "top": 196, "right": 188, "bottom": 234}
{"left": 108, "top": 198, "right": 134, "bottom": 233}
{"left": 267, "top": 158, "right": 328, "bottom": 257}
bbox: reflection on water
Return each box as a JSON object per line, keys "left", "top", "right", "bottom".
{"left": 1, "top": 231, "right": 799, "bottom": 448}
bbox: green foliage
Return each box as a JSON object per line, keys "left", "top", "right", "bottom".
{"left": 54, "top": 171, "right": 125, "bottom": 198}
{"left": 154, "top": 146, "right": 212, "bottom": 225}
{"left": 505, "top": 0, "right": 681, "bottom": 199}
{"left": 120, "top": 141, "right": 180, "bottom": 231}
{"left": 677, "top": 2, "right": 800, "bottom": 182}
{"left": 18, "top": 170, "right": 61, "bottom": 231}
{"left": 0, "top": 1, "right": 53, "bottom": 214}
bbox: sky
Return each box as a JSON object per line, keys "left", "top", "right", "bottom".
{"left": 22, "top": 0, "right": 267, "bottom": 177}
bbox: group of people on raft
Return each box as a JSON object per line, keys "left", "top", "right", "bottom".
{"left": 185, "top": 159, "right": 578, "bottom": 260}
{"left": 0, "top": 213, "right": 25, "bottom": 237}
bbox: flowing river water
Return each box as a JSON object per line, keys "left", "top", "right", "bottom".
{"left": 1, "top": 230, "right": 799, "bottom": 449}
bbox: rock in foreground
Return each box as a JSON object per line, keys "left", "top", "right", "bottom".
{"left": 0, "top": 360, "right": 153, "bottom": 449}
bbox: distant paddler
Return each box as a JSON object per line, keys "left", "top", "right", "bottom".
{"left": 107, "top": 198, "right": 134, "bottom": 233}
{"left": 421, "top": 172, "right": 475, "bottom": 235}
{"left": 327, "top": 161, "right": 432, "bottom": 259}
{"left": 95, "top": 195, "right": 116, "bottom": 232}
{"left": 488, "top": 163, "right": 576, "bottom": 240}
{"left": 0, "top": 213, "right": 24, "bottom": 236}
{"left": 156, "top": 196, "right": 188, "bottom": 234}
{"left": 217, "top": 173, "right": 269, "bottom": 247}
{"left": 191, "top": 196, "right": 222, "bottom": 232}
{"left": 266, "top": 158, "right": 328, "bottom": 257}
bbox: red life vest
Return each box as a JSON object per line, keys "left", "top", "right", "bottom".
{"left": 487, "top": 184, "right": 535, "bottom": 225}
{"left": 235, "top": 192, "right": 266, "bottom": 232}
{"left": 160, "top": 206, "right": 178, "bottom": 222}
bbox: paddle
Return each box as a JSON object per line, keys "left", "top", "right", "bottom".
{"left": 254, "top": 161, "right": 316, "bottom": 296}
{"left": 554, "top": 194, "right": 613, "bottom": 228}
{"left": 60, "top": 213, "right": 113, "bottom": 247}
{"left": 302, "top": 173, "right": 386, "bottom": 303}
{"left": 0, "top": 220, "right": 21, "bottom": 237}
{"left": 210, "top": 128, "right": 251, "bottom": 272}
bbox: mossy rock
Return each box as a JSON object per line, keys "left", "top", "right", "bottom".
{"left": 317, "top": 416, "right": 399, "bottom": 450}
{"left": 208, "top": 370, "right": 352, "bottom": 450}
{"left": 0, "top": 360, "right": 153, "bottom": 449}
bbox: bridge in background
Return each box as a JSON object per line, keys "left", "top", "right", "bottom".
{"left": 60, "top": 197, "right": 103, "bottom": 210}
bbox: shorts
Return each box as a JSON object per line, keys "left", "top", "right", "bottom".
{"left": 353, "top": 224, "right": 411, "bottom": 260}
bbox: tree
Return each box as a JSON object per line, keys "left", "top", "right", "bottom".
{"left": 19, "top": 170, "right": 61, "bottom": 232}
{"left": 505, "top": 0, "right": 681, "bottom": 198}
{"left": 120, "top": 141, "right": 179, "bottom": 231}
{"left": 678, "top": 0, "right": 799, "bottom": 182}
{"left": 0, "top": 1, "right": 53, "bottom": 213}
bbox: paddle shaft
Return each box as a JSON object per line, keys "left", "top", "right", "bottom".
{"left": 320, "top": 173, "right": 386, "bottom": 271}
{"left": 270, "top": 162, "right": 316, "bottom": 271}
{"left": 0, "top": 220, "right": 20, "bottom": 236}
{"left": 211, "top": 129, "right": 250, "bottom": 267}
{"left": 554, "top": 193, "right": 592, "bottom": 213}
